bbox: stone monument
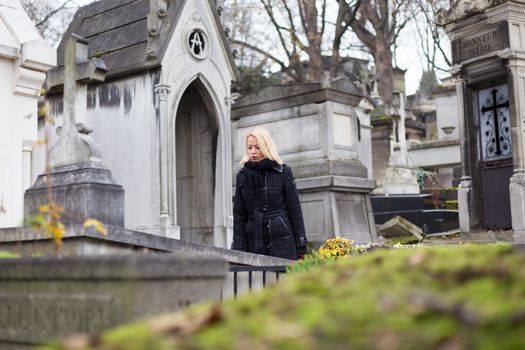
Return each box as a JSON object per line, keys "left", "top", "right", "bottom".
{"left": 382, "top": 92, "right": 421, "bottom": 194}
{"left": 24, "top": 34, "right": 125, "bottom": 226}
{"left": 232, "top": 77, "right": 378, "bottom": 246}
{"left": 438, "top": 0, "right": 525, "bottom": 241}
{"left": 0, "top": 0, "right": 55, "bottom": 228}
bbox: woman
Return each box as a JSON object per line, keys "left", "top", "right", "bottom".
{"left": 232, "top": 127, "right": 308, "bottom": 260}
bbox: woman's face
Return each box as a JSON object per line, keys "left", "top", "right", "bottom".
{"left": 247, "top": 135, "right": 264, "bottom": 162}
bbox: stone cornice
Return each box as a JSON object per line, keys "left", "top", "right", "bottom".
{"left": 442, "top": 1, "right": 525, "bottom": 33}
{"left": 409, "top": 138, "right": 460, "bottom": 150}
{"left": 231, "top": 87, "right": 362, "bottom": 120}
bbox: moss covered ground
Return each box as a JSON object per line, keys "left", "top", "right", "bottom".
{"left": 44, "top": 244, "right": 525, "bottom": 350}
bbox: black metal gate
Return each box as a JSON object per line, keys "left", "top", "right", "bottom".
{"left": 478, "top": 84, "right": 513, "bottom": 229}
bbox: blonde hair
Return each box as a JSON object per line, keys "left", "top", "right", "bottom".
{"left": 240, "top": 127, "right": 283, "bottom": 164}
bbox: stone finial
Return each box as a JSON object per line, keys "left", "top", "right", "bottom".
{"left": 321, "top": 72, "right": 332, "bottom": 88}
{"left": 47, "top": 34, "right": 107, "bottom": 168}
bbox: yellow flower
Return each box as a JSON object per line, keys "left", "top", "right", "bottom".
{"left": 319, "top": 236, "right": 353, "bottom": 258}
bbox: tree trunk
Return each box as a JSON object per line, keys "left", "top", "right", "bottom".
{"left": 375, "top": 35, "right": 394, "bottom": 110}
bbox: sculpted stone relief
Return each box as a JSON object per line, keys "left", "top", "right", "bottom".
{"left": 437, "top": 0, "right": 506, "bottom": 26}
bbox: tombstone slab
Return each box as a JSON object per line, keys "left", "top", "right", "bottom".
{"left": 378, "top": 215, "right": 424, "bottom": 242}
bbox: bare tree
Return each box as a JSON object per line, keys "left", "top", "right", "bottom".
{"left": 228, "top": 0, "right": 361, "bottom": 83}
{"left": 412, "top": 0, "right": 451, "bottom": 73}
{"left": 341, "top": 0, "right": 414, "bottom": 109}
{"left": 22, "top": 0, "right": 84, "bottom": 46}
{"left": 227, "top": 0, "right": 419, "bottom": 111}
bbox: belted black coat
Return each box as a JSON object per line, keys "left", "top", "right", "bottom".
{"left": 232, "top": 162, "right": 308, "bottom": 260}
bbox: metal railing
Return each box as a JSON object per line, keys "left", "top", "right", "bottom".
{"left": 229, "top": 265, "right": 287, "bottom": 298}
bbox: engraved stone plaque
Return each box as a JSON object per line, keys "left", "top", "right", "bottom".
{"left": 451, "top": 22, "right": 509, "bottom": 64}
{"left": 0, "top": 254, "right": 227, "bottom": 347}
{"left": 0, "top": 294, "right": 114, "bottom": 344}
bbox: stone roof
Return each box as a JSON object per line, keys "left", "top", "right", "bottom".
{"left": 56, "top": 0, "right": 236, "bottom": 80}
{"left": 231, "top": 77, "right": 364, "bottom": 120}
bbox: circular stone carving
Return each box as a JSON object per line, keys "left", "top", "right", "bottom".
{"left": 188, "top": 29, "right": 207, "bottom": 59}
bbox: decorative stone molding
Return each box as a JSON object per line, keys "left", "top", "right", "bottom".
{"left": 155, "top": 84, "right": 171, "bottom": 102}
{"left": 439, "top": 1, "right": 525, "bottom": 32}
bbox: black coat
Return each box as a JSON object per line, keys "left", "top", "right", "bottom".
{"left": 232, "top": 163, "right": 308, "bottom": 260}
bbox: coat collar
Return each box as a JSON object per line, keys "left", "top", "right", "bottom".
{"left": 239, "top": 163, "right": 284, "bottom": 173}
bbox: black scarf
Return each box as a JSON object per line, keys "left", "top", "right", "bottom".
{"left": 244, "top": 158, "right": 279, "bottom": 195}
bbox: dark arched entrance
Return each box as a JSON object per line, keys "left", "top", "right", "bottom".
{"left": 175, "top": 80, "right": 218, "bottom": 245}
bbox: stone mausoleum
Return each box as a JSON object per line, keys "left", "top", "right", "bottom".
{"left": 32, "top": 0, "right": 239, "bottom": 247}
{"left": 439, "top": 0, "right": 525, "bottom": 241}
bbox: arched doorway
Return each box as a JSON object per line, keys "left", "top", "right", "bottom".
{"left": 175, "top": 80, "right": 218, "bottom": 245}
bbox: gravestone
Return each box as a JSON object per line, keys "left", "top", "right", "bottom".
{"left": 0, "top": 0, "right": 55, "bottom": 228}
{"left": 24, "top": 34, "right": 125, "bottom": 227}
{"left": 232, "top": 77, "right": 378, "bottom": 246}
{"left": 36, "top": 0, "right": 239, "bottom": 246}
{"left": 438, "top": 0, "right": 525, "bottom": 241}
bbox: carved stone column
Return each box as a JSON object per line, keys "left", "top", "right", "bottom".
{"left": 222, "top": 96, "right": 235, "bottom": 249}
{"left": 154, "top": 83, "right": 172, "bottom": 233}
{"left": 505, "top": 56, "right": 525, "bottom": 241}
{"left": 454, "top": 75, "right": 473, "bottom": 235}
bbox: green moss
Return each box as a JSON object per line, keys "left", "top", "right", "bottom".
{"left": 44, "top": 244, "right": 525, "bottom": 350}
{"left": 0, "top": 251, "right": 18, "bottom": 258}
{"left": 386, "top": 236, "right": 421, "bottom": 245}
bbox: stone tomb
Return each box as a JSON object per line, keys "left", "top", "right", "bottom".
{"left": 232, "top": 78, "right": 378, "bottom": 246}
{"left": 34, "top": 0, "right": 239, "bottom": 246}
{"left": 0, "top": 0, "right": 55, "bottom": 228}
{"left": 0, "top": 254, "right": 227, "bottom": 349}
{"left": 438, "top": 0, "right": 525, "bottom": 241}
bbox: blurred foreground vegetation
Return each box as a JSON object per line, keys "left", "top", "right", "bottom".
{"left": 44, "top": 244, "right": 525, "bottom": 350}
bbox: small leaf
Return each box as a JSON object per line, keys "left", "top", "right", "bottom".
{"left": 25, "top": 214, "right": 46, "bottom": 229}
{"left": 47, "top": 223, "right": 64, "bottom": 240}
{"left": 83, "top": 219, "right": 108, "bottom": 236}
{"left": 38, "top": 204, "right": 50, "bottom": 213}
{"left": 34, "top": 139, "right": 48, "bottom": 146}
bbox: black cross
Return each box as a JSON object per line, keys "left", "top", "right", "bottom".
{"left": 481, "top": 88, "right": 509, "bottom": 155}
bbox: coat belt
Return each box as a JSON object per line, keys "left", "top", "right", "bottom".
{"left": 249, "top": 209, "right": 287, "bottom": 251}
